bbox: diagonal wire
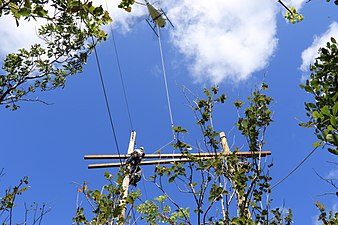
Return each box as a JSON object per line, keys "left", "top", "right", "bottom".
{"left": 104, "top": 0, "right": 134, "bottom": 131}
{"left": 92, "top": 38, "right": 122, "bottom": 165}
{"left": 157, "top": 25, "right": 176, "bottom": 140}
{"left": 109, "top": 27, "right": 134, "bottom": 131}
{"left": 271, "top": 146, "right": 319, "bottom": 189}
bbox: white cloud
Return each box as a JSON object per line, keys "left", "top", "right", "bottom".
{"left": 105, "top": 0, "right": 147, "bottom": 33}
{"left": 164, "top": 0, "right": 279, "bottom": 83}
{"left": 0, "top": 0, "right": 146, "bottom": 56}
{"left": 0, "top": 0, "right": 282, "bottom": 83}
{"left": 328, "top": 167, "right": 338, "bottom": 179}
{"left": 300, "top": 22, "right": 338, "bottom": 72}
{"left": 0, "top": 17, "right": 45, "bottom": 55}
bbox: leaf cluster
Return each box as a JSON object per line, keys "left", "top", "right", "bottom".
{"left": 300, "top": 37, "right": 338, "bottom": 155}
{"left": 137, "top": 85, "right": 291, "bottom": 225}
{"left": 0, "top": 0, "right": 112, "bottom": 110}
{"left": 315, "top": 201, "right": 338, "bottom": 225}
{"left": 0, "top": 0, "right": 48, "bottom": 26}
{"left": 118, "top": 0, "right": 134, "bottom": 12}
{"left": 0, "top": 176, "right": 29, "bottom": 212}
{"left": 73, "top": 169, "right": 141, "bottom": 225}
{"left": 235, "top": 83, "right": 273, "bottom": 152}
{"left": 136, "top": 195, "right": 189, "bottom": 225}
{"left": 284, "top": 7, "right": 304, "bottom": 24}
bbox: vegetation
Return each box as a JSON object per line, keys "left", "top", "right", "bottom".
{"left": 0, "top": 171, "right": 50, "bottom": 224}
{"left": 300, "top": 37, "right": 338, "bottom": 225}
{"left": 0, "top": 0, "right": 111, "bottom": 110}
{"left": 0, "top": 0, "right": 337, "bottom": 224}
{"left": 73, "top": 85, "right": 295, "bottom": 224}
{"left": 300, "top": 37, "right": 338, "bottom": 155}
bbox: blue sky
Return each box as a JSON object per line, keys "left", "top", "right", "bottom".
{"left": 0, "top": 0, "right": 338, "bottom": 224}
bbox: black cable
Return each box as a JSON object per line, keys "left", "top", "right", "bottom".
{"left": 92, "top": 38, "right": 122, "bottom": 165}
{"left": 109, "top": 28, "right": 134, "bottom": 131}
{"left": 271, "top": 146, "right": 319, "bottom": 189}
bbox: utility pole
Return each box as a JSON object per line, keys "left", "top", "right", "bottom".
{"left": 84, "top": 131, "right": 271, "bottom": 222}
{"left": 120, "top": 130, "right": 136, "bottom": 220}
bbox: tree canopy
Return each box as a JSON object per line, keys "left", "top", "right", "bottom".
{"left": 300, "top": 37, "right": 338, "bottom": 155}
{"left": 0, "top": 0, "right": 111, "bottom": 109}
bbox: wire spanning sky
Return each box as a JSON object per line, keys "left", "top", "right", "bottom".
{"left": 0, "top": 0, "right": 337, "bottom": 224}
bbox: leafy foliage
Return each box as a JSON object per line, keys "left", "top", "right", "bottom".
{"left": 235, "top": 83, "right": 273, "bottom": 152}
{"left": 136, "top": 195, "right": 189, "bottom": 225}
{"left": 0, "top": 176, "right": 29, "bottom": 213}
{"left": 277, "top": 0, "right": 304, "bottom": 24}
{"left": 0, "top": 174, "right": 49, "bottom": 224}
{"left": 0, "top": 0, "right": 112, "bottom": 110}
{"left": 300, "top": 37, "right": 338, "bottom": 155}
{"left": 73, "top": 169, "right": 141, "bottom": 224}
{"left": 299, "top": 37, "right": 338, "bottom": 225}
{"left": 73, "top": 85, "right": 294, "bottom": 224}
{"left": 315, "top": 201, "right": 338, "bottom": 225}
{"left": 0, "top": 0, "right": 48, "bottom": 26}
{"left": 118, "top": 0, "right": 134, "bottom": 12}
{"left": 136, "top": 85, "right": 292, "bottom": 224}
{"left": 284, "top": 7, "right": 304, "bottom": 24}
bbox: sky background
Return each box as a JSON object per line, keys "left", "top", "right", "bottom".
{"left": 0, "top": 0, "right": 338, "bottom": 224}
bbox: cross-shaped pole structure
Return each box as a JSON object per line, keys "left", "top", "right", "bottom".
{"left": 84, "top": 131, "right": 271, "bottom": 220}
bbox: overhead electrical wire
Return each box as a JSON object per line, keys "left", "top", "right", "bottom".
{"left": 109, "top": 27, "right": 134, "bottom": 131}
{"left": 103, "top": 0, "right": 134, "bottom": 132}
{"left": 92, "top": 38, "right": 123, "bottom": 165}
{"left": 157, "top": 25, "right": 176, "bottom": 140}
{"left": 271, "top": 146, "right": 319, "bottom": 189}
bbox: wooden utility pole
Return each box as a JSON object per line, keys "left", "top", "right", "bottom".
{"left": 120, "top": 131, "right": 136, "bottom": 219}
{"left": 220, "top": 131, "right": 231, "bottom": 154}
{"left": 84, "top": 131, "right": 271, "bottom": 222}
{"left": 219, "top": 131, "right": 229, "bottom": 219}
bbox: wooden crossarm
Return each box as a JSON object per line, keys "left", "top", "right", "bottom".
{"left": 87, "top": 151, "right": 271, "bottom": 169}
{"left": 84, "top": 151, "right": 271, "bottom": 160}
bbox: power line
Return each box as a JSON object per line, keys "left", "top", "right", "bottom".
{"left": 92, "top": 38, "right": 123, "bottom": 165}
{"left": 109, "top": 27, "right": 134, "bottom": 131}
{"left": 157, "top": 25, "right": 176, "bottom": 140}
{"left": 103, "top": 0, "right": 133, "bottom": 131}
{"left": 271, "top": 146, "right": 319, "bottom": 189}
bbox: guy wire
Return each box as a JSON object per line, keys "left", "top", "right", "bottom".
{"left": 92, "top": 38, "right": 123, "bottom": 165}
{"left": 157, "top": 25, "right": 176, "bottom": 140}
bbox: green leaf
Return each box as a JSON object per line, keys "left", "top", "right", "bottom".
{"left": 307, "top": 102, "right": 316, "bottom": 109}
{"left": 321, "top": 105, "right": 330, "bottom": 116}
{"left": 312, "top": 111, "right": 320, "bottom": 119}
{"left": 328, "top": 147, "right": 338, "bottom": 155}
{"left": 18, "top": 7, "right": 31, "bottom": 17}
{"left": 312, "top": 141, "right": 323, "bottom": 147}
{"left": 333, "top": 102, "right": 338, "bottom": 116}
{"left": 262, "top": 83, "right": 268, "bottom": 90}
{"left": 326, "top": 134, "right": 338, "bottom": 145}
{"left": 234, "top": 100, "right": 244, "bottom": 108}
{"left": 173, "top": 126, "right": 188, "bottom": 133}
{"left": 168, "top": 176, "right": 175, "bottom": 183}
{"left": 330, "top": 116, "right": 337, "bottom": 127}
